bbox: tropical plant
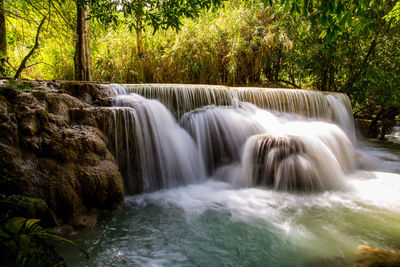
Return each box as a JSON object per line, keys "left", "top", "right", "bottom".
{"left": 0, "top": 194, "right": 88, "bottom": 266}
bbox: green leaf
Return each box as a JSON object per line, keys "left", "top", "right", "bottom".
{"left": 0, "top": 229, "right": 10, "bottom": 239}
{"left": 319, "top": 30, "right": 327, "bottom": 39}
{"left": 37, "top": 232, "right": 89, "bottom": 259}
{"left": 5, "top": 217, "right": 26, "bottom": 234}
{"left": 25, "top": 219, "right": 41, "bottom": 229}
{"left": 18, "top": 234, "right": 31, "bottom": 252}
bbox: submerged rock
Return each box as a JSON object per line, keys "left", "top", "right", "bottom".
{"left": 0, "top": 80, "right": 126, "bottom": 229}
{"left": 357, "top": 245, "right": 400, "bottom": 267}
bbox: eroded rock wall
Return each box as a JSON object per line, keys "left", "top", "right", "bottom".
{"left": 0, "top": 80, "right": 126, "bottom": 229}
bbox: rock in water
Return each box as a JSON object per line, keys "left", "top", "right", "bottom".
{"left": 357, "top": 245, "right": 400, "bottom": 267}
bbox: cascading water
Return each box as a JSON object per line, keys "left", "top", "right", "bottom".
{"left": 180, "top": 105, "right": 263, "bottom": 175}
{"left": 325, "top": 93, "right": 357, "bottom": 143}
{"left": 109, "top": 84, "right": 357, "bottom": 193}
{"left": 180, "top": 102, "right": 354, "bottom": 191}
{"left": 124, "top": 84, "right": 355, "bottom": 127}
{"left": 109, "top": 85, "right": 206, "bottom": 193}
{"left": 63, "top": 84, "right": 400, "bottom": 267}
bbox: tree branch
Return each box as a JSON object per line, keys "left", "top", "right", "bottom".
{"left": 277, "top": 79, "right": 300, "bottom": 88}
{"left": 26, "top": 61, "right": 54, "bottom": 69}
{"left": 49, "top": 0, "right": 75, "bottom": 30}
{"left": 14, "top": 15, "right": 47, "bottom": 78}
{"left": 345, "top": 22, "right": 387, "bottom": 89}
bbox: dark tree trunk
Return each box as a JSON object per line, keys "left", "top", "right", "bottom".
{"left": 274, "top": 47, "right": 282, "bottom": 81}
{"left": 328, "top": 65, "right": 335, "bottom": 91}
{"left": 380, "top": 108, "right": 399, "bottom": 140}
{"left": 135, "top": 0, "right": 144, "bottom": 58}
{"left": 74, "top": 4, "right": 91, "bottom": 81}
{"left": 136, "top": 23, "right": 143, "bottom": 58}
{"left": 14, "top": 15, "right": 47, "bottom": 78}
{"left": 368, "top": 107, "right": 399, "bottom": 139}
{"left": 0, "top": 0, "right": 7, "bottom": 76}
{"left": 263, "top": 55, "right": 273, "bottom": 81}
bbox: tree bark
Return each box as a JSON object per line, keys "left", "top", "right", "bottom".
{"left": 274, "top": 47, "right": 282, "bottom": 81}
{"left": 135, "top": 1, "right": 144, "bottom": 58}
{"left": 74, "top": 4, "right": 92, "bottom": 81}
{"left": 0, "top": 0, "right": 7, "bottom": 76}
{"left": 136, "top": 23, "right": 143, "bottom": 58}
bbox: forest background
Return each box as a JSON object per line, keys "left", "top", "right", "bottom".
{"left": 1, "top": 0, "right": 400, "bottom": 138}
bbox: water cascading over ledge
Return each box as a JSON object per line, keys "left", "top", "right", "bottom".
{"left": 125, "top": 84, "right": 356, "bottom": 142}
{"left": 105, "top": 83, "right": 357, "bottom": 194}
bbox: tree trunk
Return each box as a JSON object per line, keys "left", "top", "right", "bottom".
{"left": 274, "top": 47, "right": 282, "bottom": 81}
{"left": 14, "top": 15, "right": 47, "bottom": 78}
{"left": 368, "top": 111, "right": 382, "bottom": 139}
{"left": 74, "top": 4, "right": 91, "bottom": 81}
{"left": 328, "top": 65, "right": 335, "bottom": 91}
{"left": 136, "top": 25, "right": 143, "bottom": 58}
{"left": 135, "top": 0, "right": 144, "bottom": 59}
{"left": 0, "top": 0, "right": 7, "bottom": 76}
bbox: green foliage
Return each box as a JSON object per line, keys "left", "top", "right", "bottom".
{"left": 86, "top": 0, "right": 222, "bottom": 32}
{"left": 3, "top": 0, "right": 76, "bottom": 79}
{"left": 89, "top": 1, "right": 294, "bottom": 85}
{"left": 0, "top": 194, "right": 88, "bottom": 266}
{"left": 265, "top": 0, "right": 396, "bottom": 43}
{"left": 384, "top": 1, "right": 400, "bottom": 22}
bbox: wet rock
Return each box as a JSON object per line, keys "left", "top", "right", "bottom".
{"left": 60, "top": 82, "right": 115, "bottom": 105}
{"left": 357, "top": 245, "right": 400, "bottom": 267}
{"left": 47, "top": 224, "right": 74, "bottom": 236}
{"left": 71, "top": 214, "right": 98, "bottom": 230}
{"left": 0, "top": 80, "right": 126, "bottom": 229}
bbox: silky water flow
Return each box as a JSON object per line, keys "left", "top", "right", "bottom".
{"left": 61, "top": 84, "right": 400, "bottom": 267}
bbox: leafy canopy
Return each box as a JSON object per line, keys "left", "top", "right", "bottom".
{"left": 78, "top": 0, "right": 222, "bottom": 32}
{"left": 265, "top": 0, "right": 398, "bottom": 42}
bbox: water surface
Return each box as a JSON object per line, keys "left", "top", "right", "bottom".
{"left": 60, "top": 143, "right": 400, "bottom": 266}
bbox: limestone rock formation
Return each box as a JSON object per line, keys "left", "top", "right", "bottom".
{"left": 0, "top": 79, "right": 125, "bottom": 229}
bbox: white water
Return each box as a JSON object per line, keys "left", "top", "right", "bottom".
{"left": 62, "top": 84, "right": 400, "bottom": 266}
{"left": 107, "top": 84, "right": 376, "bottom": 193}
{"left": 180, "top": 102, "right": 354, "bottom": 192}
{"left": 113, "top": 90, "right": 206, "bottom": 193}
{"left": 386, "top": 121, "right": 400, "bottom": 144}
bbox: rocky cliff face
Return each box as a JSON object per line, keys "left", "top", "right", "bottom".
{"left": 0, "top": 79, "right": 125, "bottom": 229}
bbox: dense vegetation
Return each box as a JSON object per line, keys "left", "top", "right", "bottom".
{"left": 0, "top": 194, "right": 88, "bottom": 266}
{"left": 1, "top": 0, "right": 399, "bottom": 138}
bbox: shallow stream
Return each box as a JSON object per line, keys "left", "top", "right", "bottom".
{"left": 60, "top": 141, "right": 400, "bottom": 267}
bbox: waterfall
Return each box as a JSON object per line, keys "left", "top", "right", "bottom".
{"left": 325, "top": 93, "right": 356, "bottom": 143}
{"left": 240, "top": 121, "right": 355, "bottom": 191}
{"left": 106, "top": 84, "right": 357, "bottom": 194}
{"left": 180, "top": 105, "right": 263, "bottom": 174}
{"left": 179, "top": 102, "right": 354, "bottom": 191}
{"left": 110, "top": 107, "right": 140, "bottom": 194}
{"left": 124, "top": 84, "right": 236, "bottom": 118}
{"left": 113, "top": 93, "right": 206, "bottom": 193}
{"left": 125, "top": 84, "right": 355, "bottom": 134}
